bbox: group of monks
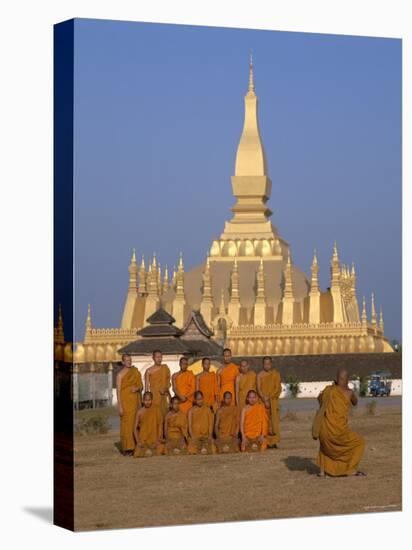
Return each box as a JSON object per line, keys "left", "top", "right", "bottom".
{"left": 116, "top": 348, "right": 366, "bottom": 476}
{"left": 116, "top": 348, "right": 281, "bottom": 457}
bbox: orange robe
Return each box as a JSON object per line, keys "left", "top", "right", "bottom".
{"left": 175, "top": 370, "right": 196, "bottom": 414}
{"left": 133, "top": 406, "right": 163, "bottom": 457}
{"left": 188, "top": 405, "right": 215, "bottom": 454}
{"left": 218, "top": 362, "right": 239, "bottom": 402}
{"left": 165, "top": 410, "right": 188, "bottom": 455}
{"left": 259, "top": 369, "right": 281, "bottom": 445}
{"left": 237, "top": 370, "right": 257, "bottom": 408}
{"left": 215, "top": 405, "right": 240, "bottom": 453}
{"left": 317, "top": 385, "right": 365, "bottom": 476}
{"left": 119, "top": 367, "right": 143, "bottom": 452}
{"left": 242, "top": 403, "right": 268, "bottom": 452}
{"left": 148, "top": 364, "right": 170, "bottom": 417}
{"left": 197, "top": 371, "right": 218, "bottom": 410}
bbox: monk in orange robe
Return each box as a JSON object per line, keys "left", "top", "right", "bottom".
{"left": 133, "top": 391, "right": 164, "bottom": 457}
{"left": 217, "top": 348, "right": 239, "bottom": 403}
{"left": 172, "top": 357, "right": 196, "bottom": 414}
{"left": 235, "top": 359, "right": 257, "bottom": 409}
{"left": 257, "top": 356, "right": 281, "bottom": 447}
{"left": 164, "top": 396, "right": 189, "bottom": 455}
{"left": 188, "top": 391, "right": 215, "bottom": 454}
{"left": 214, "top": 391, "right": 240, "bottom": 453}
{"left": 196, "top": 357, "right": 219, "bottom": 411}
{"left": 240, "top": 390, "right": 268, "bottom": 452}
{"left": 144, "top": 350, "right": 171, "bottom": 417}
{"left": 116, "top": 353, "right": 143, "bottom": 455}
{"left": 313, "top": 368, "right": 366, "bottom": 477}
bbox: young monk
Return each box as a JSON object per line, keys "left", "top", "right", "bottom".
{"left": 133, "top": 391, "right": 164, "bottom": 457}
{"left": 172, "top": 357, "right": 196, "bottom": 414}
{"left": 313, "top": 368, "right": 366, "bottom": 477}
{"left": 257, "top": 356, "right": 281, "bottom": 448}
{"left": 116, "top": 353, "right": 143, "bottom": 455}
{"left": 187, "top": 390, "right": 215, "bottom": 455}
{"left": 217, "top": 348, "right": 239, "bottom": 403}
{"left": 214, "top": 391, "right": 240, "bottom": 453}
{"left": 240, "top": 390, "right": 268, "bottom": 452}
{"left": 196, "top": 357, "right": 219, "bottom": 411}
{"left": 144, "top": 350, "right": 171, "bottom": 417}
{"left": 235, "top": 359, "right": 257, "bottom": 409}
{"left": 164, "top": 396, "right": 189, "bottom": 455}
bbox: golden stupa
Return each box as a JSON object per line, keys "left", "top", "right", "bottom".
{"left": 59, "top": 57, "right": 392, "bottom": 365}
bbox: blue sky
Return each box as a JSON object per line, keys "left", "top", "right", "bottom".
{"left": 72, "top": 19, "right": 401, "bottom": 342}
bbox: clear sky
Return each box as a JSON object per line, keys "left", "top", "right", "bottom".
{"left": 72, "top": 18, "right": 401, "bottom": 342}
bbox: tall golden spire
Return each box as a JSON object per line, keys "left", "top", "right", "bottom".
{"left": 248, "top": 50, "right": 254, "bottom": 92}
{"left": 138, "top": 255, "right": 147, "bottom": 295}
{"left": 202, "top": 255, "right": 213, "bottom": 302}
{"left": 310, "top": 249, "right": 319, "bottom": 292}
{"left": 361, "top": 296, "right": 367, "bottom": 326}
{"left": 371, "top": 292, "right": 377, "bottom": 327}
{"left": 234, "top": 54, "right": 267, "bottom": 177}
{"left": 379, "top": 306, "right": 384, "bottom": 332}
{"left": 163, "top": 265, "right": 169, "bottom": 294}
{"left": 128, "top": 248, "right": 138, "bottom": 290}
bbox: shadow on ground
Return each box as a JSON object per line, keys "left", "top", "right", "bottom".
{"left": 23, "top": 506, "right": 53, "bottom": 524}
{"left": 283, "top": 456, "right": 319, "bottom": 475}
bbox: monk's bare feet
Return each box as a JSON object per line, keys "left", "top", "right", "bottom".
{"left": 351, "top": 471, "right": 367, "bottom": 477}
{"left": 317, "top": 471, "right": 326, "bottom": 478}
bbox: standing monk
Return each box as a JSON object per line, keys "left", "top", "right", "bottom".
{"left": 313, "top": 368, "right": 366, "bottom": 477}
{"left": 172, "top": 357, "right": 196, "bottom": 414}
{"left": 214, "top": 391, "right": 240, "bottom": 453}
{"left": 144, "top": 350, "right": 171, "bottom": 417}
{"left": 133, "top": 391, "right": 164, "bottom": 457}
{"left": 187, "top": 391, "right": 215, "bottom": 454}
{"left": 235, "top": 359, "right": 257, "bottom": 409}
{"left": 196, "top": 357, "right": 219, "bottom": 411}
{"left": 240, "top": 390, "right": 268, "bottom": 452}
{"left": 257, "top": 356, "right": 281, "bottom": 448}
{"left": 116, "top": 353, "right": 143, "bottom": 455}
{"left": 164, "top": 396, "right": 189, "bottom": 455}
{"left": 217, "top": 348, "right": 239, "bottom": 403}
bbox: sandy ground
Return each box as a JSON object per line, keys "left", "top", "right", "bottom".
{"left": 74, "top": 403, "right": 401, "bottom": 531}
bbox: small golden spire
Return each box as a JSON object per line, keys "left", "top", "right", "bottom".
{"left": 178, "top": 251, "right": 184, "bottom": 270}
{"left": 131, "top": 248, "right": 136, "bottom": 263}
{"left": 312, "top": 249, "right": 318, "bottom": 266}
{"left": 58, "top": 303, "right": 63, "bottom": 328}
{"left": 371, "top": 292, "right": 377, "bottom": 326}
{"left": 361, "top": 296, "right": 367, "bottom": 324}
{"left": 86, "top": 304, "right": 92, "bottom": 330}
{"left": 379, "top": 306, "right": 384, "bottom": 331}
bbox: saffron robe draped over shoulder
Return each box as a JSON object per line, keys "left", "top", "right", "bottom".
{"left": 148, "top": 364, "right": 171, "bottom": 417}
{"left": 133, "top": 406, "right": 163, "bottom": 457}
{"left": 215, "top": 405, "right": 240, "bottom": 453}
{"left": 175, "top": 371, "right": 196, "bottom": 414}
{"left": 317, "top": 385, "right": 365, "bottom": 476}
{"left": 259, "top": 369, "right": 281, "bottom": 445}
{"left": 218, "top": 363, "right": 239, "bottom": 402}
{"left": 165, "top": 410, "right": 188, "bottom": 455}
{"left": 242, "top": 403, "right": 268, "bottom": 451}
{"left": 188, "top": 405, "right": 215, "bottom": 454}
{"left": 237, "top": 370, "right": 257, "bottom": 408}
{"left": 197, "top": 371, "right": 218, "bottom": 409}
{"left": 120, "top": 367, "right": 143, "bottom": 452}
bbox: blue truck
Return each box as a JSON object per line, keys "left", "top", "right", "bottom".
{"left": 369, "top": 372, "right": 392, "bottom": 397}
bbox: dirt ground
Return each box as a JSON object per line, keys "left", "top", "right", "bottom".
{"left": 74, "top": 403, "right": 402, "bottom": 531}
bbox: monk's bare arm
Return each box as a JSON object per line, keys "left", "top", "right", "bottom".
{"left": 214, "top": 409, "right": 221, "bottom": 438}
{"left": 144, "top": 368, "right": 150, "bottom": 393}
{"left": 350, "top": 389, "right": 358, "bottom": 406}
{"left": 240, "top": 408, "right": 246, "bottom": 444}
{"left": 195, "top": 374, "right": 200, "bottom": 392}
{"left": 188, "top": 408, "right": 193, "bottom": 438}
{"left": 235, "top": 374, "right": 240, "bottom": 405}
{"left": 172, "top": 373, "right": 185, "bottom": 401}
{"left": 216, "top": 368, "right": 222, "bottom": 390}
{"left": 256, "top": 372, "right": 267, "bottom": 404}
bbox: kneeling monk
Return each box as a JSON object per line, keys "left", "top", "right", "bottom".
{"left": 187, "top": 391, "right": 215, "bottom": 454}
{"left": 214, "top": 391, "right": 240, "bottom": 453}
{"left": 313, "top": 368, "right": 366, "bottom": 477}
{"left": 240, "top": 390, "right": 268, "bottom": 452}
{"left": 133, "top": 391, "right": 164, "bottom": 457}
{"left": 164, "top": 396, "right": 189, "bottom": 455}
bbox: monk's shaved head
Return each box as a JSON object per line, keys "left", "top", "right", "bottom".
{"left": 336, "top": 368, "right": 349, "bottom": 387}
